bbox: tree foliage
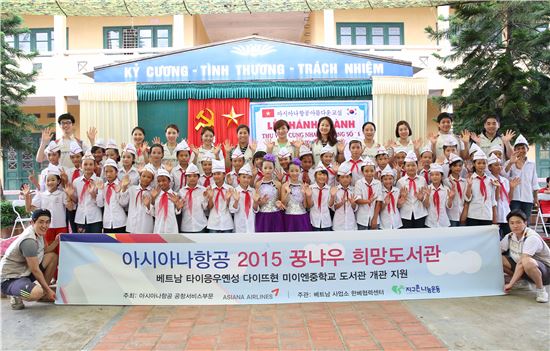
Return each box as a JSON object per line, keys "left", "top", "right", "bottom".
{"left": 426, "top": 1, "right": 550, "bottom": 144}
{"left": 1, "top": 14, "right": 41, "bottom": 152}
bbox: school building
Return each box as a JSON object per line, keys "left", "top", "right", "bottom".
{"left": 2, "top": 1, "right": 548, "bottom": 190}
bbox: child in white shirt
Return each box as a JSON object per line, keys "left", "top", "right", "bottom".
{"left": 206, "top": 160, "right": 234, "bottom": 233}
{"left": 465, "top": 151, "right": 496, "bottom": 226}
{"left": 179, "top": 163, "right": 209, "bottom": 233}
{"left": 396, "top": 151, "right": 428, "bottom": 228}
{"left": 372, "top": 165, "right": 403, "bottom": 229}
{"left": 119, "top": 164, "right": 155, "bottom": 234}
{"left": 443, "top": 153, "right": 467, "bottom": 226}
{"left": 307, "top": 163, "right": 332, "bottom": 231}
{"left": 330, "top": 163, "right": 358, "bottom": 231}
{"left": 118, "top": 144, "right": 140, "bottom": 186}
{"left": 71, "top": 151, "right": 102, "bottom": 233}
{"left": 229, "top": 163, "right": 259, "bottom": 233}
{"left": 424, "top": 164, "right": 453, "bottom": 228}
{"left": 355, "top": 157, "right": 382, "bottom": 229}
{"left": 145, "top": 169, "right": 181, "bottom": 234}
{"left": 97, "top": 159, "right": 127, "bottom": 233}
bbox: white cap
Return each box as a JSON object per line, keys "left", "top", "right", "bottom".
{"left": 45, "top": 140, "right": 61, "bottom": 155}
{"left": 487, "top": 154, "right": 501, "bottom": 166}
{"left": 349, "top": 136, "right": 362, "bottom": 143}
{"left": 337, "top": 162, "right": 352, "bottom": 176}
{"left": 175, "top": 140, "right": 190, "bottom": 153}
{"left": 277, "top": 147, "right": 291, "bottom": 159}
{"left": 419, "top": 145, "right": 432, "bottom": 156}
{"left": 69, "top": 141, "right": 83, "bottom": 156}
{"left": 472, "top": 151, "right": 487, "bottom": 161}
{"left": 186, "top": 163, "right": 200, "bottom": 175}
{"left": 106, "top": 139, "right": 118, "bottom": 150}
{"left": 93, "top": 138, "right": 106, "bottom": 149}
{"left": 82, "top": 151, "right": 95, "bottom": 161}
{"left": 469, "top": 143, "right": 482, "bottom": 155}
{"left": 141, "top": 164, "right": 157, "bottom": 176}
{"left": 46, "top": 164, "right": 61, "bottom": 177}
{"left": 442, "top": 136, "right": 458, "bottom": 147}
{"left": 429, "top": 163, "right": 444, "bottom": 174}
{"left": 320, "top": 144, "right": 334, "bottom": 156}
{"left": 103, "top": 158, "right": 119, "bottom": 170}
{"left": 299, "top": 145, "right": 312, "bottom": 158}
{"left": 448, "top": 153, "right": 463, "bottom": 164}
{"left": 404, "top": 151, "right": 417, "bottom": 163}
{"left": 376, "top": 146, "right": 388, "bottom": 156}
{"left": 488, "top": 145, "right": 504, "bottom": 156}
{"left": 238, "top": 163, "right": 252, "bottom": 176}
{"left": 123, "top": 143, "right": 137, "bottom": 155}
{"left": 393, "top": 146, "right": 408, "bottom": 155}
{"left": 254, "top": 142, "right": 267, "bottom": 154}
{"left": 514, "top": 134, "right": 528, "bottom": 147}
{"left": 201, "top": 152, "right": 214, "bottom": 162}
{"left": 231, "top": 147, "right": 244, "bottom": 159}
{"left": 380, "top": 165, "right": 395, "bottom": 178}
{"left": 156, "top": 168, "right": 172, "bottom": 181}
{"left": 212, "top": 159, "right": 226, "bottom": 173}
{"left": 313, "top": 162, "right": 327, "bottom": 173}
{"left": 363, "top": 156, "right": 376, "bottom": 167}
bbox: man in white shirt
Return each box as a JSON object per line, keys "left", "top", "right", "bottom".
{"left": 501, "top": 210, "right": 550, "bottom": 303}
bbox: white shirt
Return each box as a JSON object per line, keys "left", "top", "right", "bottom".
{"left": 97, "top": 179, "right": 127, "bottom": 229}
{"left": 179, "top": 185, "right": 208, "bottom": 233}
{"left": 377, "top": 187, "right": 402, "bottom": 229}
{"left": 226, "top": 170, "right": 239, "bottom": 188}
{"left": 195, "top": 146, "right": 224, "bottom": 173}
{"left": 150, "top": 189, "right": 181, "bottom": 234}
{"left": 425, "top": 184, "right": 451, "bottom": 228}
{"left": 118, "top": 166, "right": 140, "bottom": 186}
{"left": 435, "top": 133, "right": 464, "bottom": 159}
{"left": 500, "top": 228, "right": 550, "bottom": 266}
{"left": 162, "top": 144, "right": 178, "bottom": 169}
{"left": 67, "top": 167, "right": 83, "bottom": 185}
{"left": 199, "top": 174, "right": 214, "bottom": 188}
{"left": 340, "top": 158, "right": 364, "bottom": 186}
{"left": 465, "top": 173, "right": 496, "bottom": 221}
{"left": 309, "top": 182, "right": 332, "bottom": 229}
{"left": 31, "top": 189, "right": 68, "bottom": 228}
{"left": 331, "top": 185, "right": 357, "bottom": 231}
{"left": 323, "top": 163, "right": 338, "bottom": 187}
{"left": 171, "top": 164, "right": 188, "bottom": 192}
{"left": 229, "top": 185, "right": 257, "bottom": 233}
{"left": 505, "top": 159, "right": 539, "bottom": 203}
{"left": 354, "top": 178, "right": 382, "bottom": 226}
{"left": 418, "top": 168, "right": 431, "bottom": 185}
{"left": 74, "top": 174, "right": 102, "bottom": 224}
{"left": 397, "top": 175, "right": 428, "bottom": 220}
{"left": 444, "top": 175, "right": 467, "bottom": 222}
{"left": 311, "top": 140, "right": 337, "bottom": 165}
{"left": 490, "top": 174, "right": 511, "bottom": 224}
{"left": 119, "top": 185, "right": 154, "bottom": 234}
{"left": 207, "top": 183, "right": 234, "bottom": 231}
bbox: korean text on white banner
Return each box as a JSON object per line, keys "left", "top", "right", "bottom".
{"left": 56, "top": 226, "right": 504, "bottom": 305}
{"left": 249, "top": 100, "right": 371, "bottom": 143}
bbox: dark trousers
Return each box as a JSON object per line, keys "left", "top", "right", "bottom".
{"left": 208, "top": 229, "right": 233, "bottom": 233}
{"left": 312, "top": 226, "right": 332, "bottom": 231}
{"left": 466, "top": 218, "right": 493, "bottom": 226}
{"left": 76, "top": 221, "right": 103, "bottom": 233}
{"left": 104, "top": 226, "right": 126, "bottom": 234}
{"left": 450, "top": 220, "right": 462, "bottom": 227}
{"left": 401, "top": 215, "right": 426, "bottom": 228}
{"left": 510, "top": 201, "right": 534, "bottom": 225}
{"left": 66, "top": 209, "right": 77, "bottom": 233}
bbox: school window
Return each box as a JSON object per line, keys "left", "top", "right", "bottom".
{"left": 103, "top": 26, "right": 172, "bottom": 49}
{"left": 336, "top": 23, "right": 404, "bottom": 45}
{"left": 5, "top": 28, "right": 55, "bottom": 53}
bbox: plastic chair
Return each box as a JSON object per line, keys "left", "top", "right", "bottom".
{"left": 535, "top": 193, "right": 550, "bottom": 237}
{"left": 11, "top": 200, "right": 31, "bottom": 237}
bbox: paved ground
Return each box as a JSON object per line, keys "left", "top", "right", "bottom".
{"left": 1, "top": 287, "right": 548, "bottom": 351}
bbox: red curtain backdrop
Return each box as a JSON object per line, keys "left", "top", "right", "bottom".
{"left": 187, "top": 99, "right": 250, "bottom": 149}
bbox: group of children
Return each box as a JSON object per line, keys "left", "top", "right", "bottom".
{"left": 23, "top": 118, "right": 540, "bottom": 252}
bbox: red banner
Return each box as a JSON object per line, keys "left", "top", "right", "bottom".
{"left": 187, "top": 99, "right": 250, "bottom": 148}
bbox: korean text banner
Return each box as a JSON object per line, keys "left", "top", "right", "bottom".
{"left": 250, "top": 100, "right": 371, "bottom": 144}
{"left": 56, "top": 226, "right": 504, "bottom": 305}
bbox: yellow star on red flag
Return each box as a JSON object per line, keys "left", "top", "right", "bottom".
{"left": 222, "top": 106, "right": 244, "bottom": 127}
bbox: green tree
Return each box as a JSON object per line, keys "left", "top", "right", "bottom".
{"left": 426, "top": 1, "right": 550, "bottom": 144}
{"left": 1, "top": 14, "right": 41, "bottom": 152}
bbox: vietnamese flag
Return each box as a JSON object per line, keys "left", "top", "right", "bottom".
{"left": 187, "top": 98, "right": 249, "bottom": 148}
{"left": 262, "top": 108, "right": 275, "bottom": 118}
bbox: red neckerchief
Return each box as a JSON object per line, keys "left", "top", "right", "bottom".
{"left": 106, "top": 182, "right": 116, "bottom": 205}
{"left": 71, "top": 169, "right": 81, "bottom": 183}
{"left": 185, "top": 187, "right": 196, "bottom": 215}
{"left": 408, "top": 176, "right": 417, "bottom": 195}
{"left": 433, "top": 186, "right": 441, "bottom": 220}
{"left": 214, "top": 186, "right": 225, "bottom": 212}
{"left": 80, "top": 178, "right": 92, "bottom": 204}
{"left": 386, "top": 189, "right": 396, "bottom": 213}
{"left": 158, "top": 191, "right": 169, "bottom": 220}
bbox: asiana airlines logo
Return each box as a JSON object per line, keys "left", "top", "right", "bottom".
{"left": 230, "top": 43, "right": 277, "bottom": 57}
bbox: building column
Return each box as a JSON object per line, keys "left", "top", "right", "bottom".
{"left": 173, "top": 15, "right": 185, "bottom": 49}
{"left": 323, "top": 9, "right": 336, "bottom": 46}
{"left": 54, "top": 16, "right": 68, "bottom": 137}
